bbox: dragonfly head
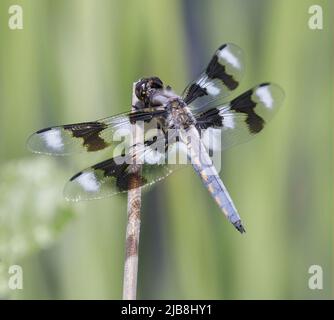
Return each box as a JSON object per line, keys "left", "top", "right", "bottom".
{"left": 135, "top": 77, "right": 164, "bottom": 106}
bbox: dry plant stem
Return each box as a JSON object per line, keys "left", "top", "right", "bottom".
{"left": 122, "top": 82, "right": 142, "bottom": 300}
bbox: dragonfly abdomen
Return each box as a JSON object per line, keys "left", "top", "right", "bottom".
{"left": 186, "top": 126, "right": 245, "bottom": 233}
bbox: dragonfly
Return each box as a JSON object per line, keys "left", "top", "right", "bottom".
{"left": 27, "top": 43, "right": 284, "bottom": 234}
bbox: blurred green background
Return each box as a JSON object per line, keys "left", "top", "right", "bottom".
{"left": 0, "top": 0, "right": 333, "bottom": 299}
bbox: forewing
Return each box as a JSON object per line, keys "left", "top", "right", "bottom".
{"left": 182, "top": 43, "right": 244, "bottom": 112}
{"left": 27, "top": 109, "right": 167, "bottom": 155}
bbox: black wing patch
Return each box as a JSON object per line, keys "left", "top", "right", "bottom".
{"left": 205, "top": 44, "right": 239, "bottom": 91}
{"left": 195, "top": 108, "right": 223, "bottom": 130}
{"left": 229, "top": 83, "right": 270, "bottom": 134}
{"left": 62, "top": 122, "right": 109, "bottom": 152}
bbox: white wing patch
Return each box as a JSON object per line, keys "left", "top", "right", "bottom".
{"left": 41, "top": 129, "right": 64, "bottom": 151}
{"left": 76, "top": 172, "right": 100, "bottom": 192}
{"left": 196, "top": 75, "right": 220, "bottom": 96}
{"left": 205, "top": 82, "right": 221, "bottom": 96}
{"left": 219, "top": 109, "right": 235, "bottom": 129}
{"left": 255, "top": 86, "right": 273, "bottom": 109}
{"left": 222, "top": 115, "right": 235, "bottom": 129}
{"left": 218, "top": 47, "right": 241, "bottom": 69}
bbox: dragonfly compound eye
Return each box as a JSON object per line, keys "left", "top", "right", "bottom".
{"left": 135, "top": 77, "right": 164, "bottom": 103}
{"left": 135, "top": 79, "right": 149, "bottom": 101}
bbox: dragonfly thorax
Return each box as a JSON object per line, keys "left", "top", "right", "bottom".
{"left": 166, "top": 97, "right": 196, "bottom": 130}
{"left": 135, "top": 76, "right": 196, "bottom": 129}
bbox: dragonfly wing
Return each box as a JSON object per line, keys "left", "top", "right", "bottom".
{"left": 196, "top": 83, "right": 285, "bottom": 152}
{"left": 27, "top": 108, "right": 168, "bottom": 155}
{"left": 182, "top": 43, "right": 244, "bottom": 113}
